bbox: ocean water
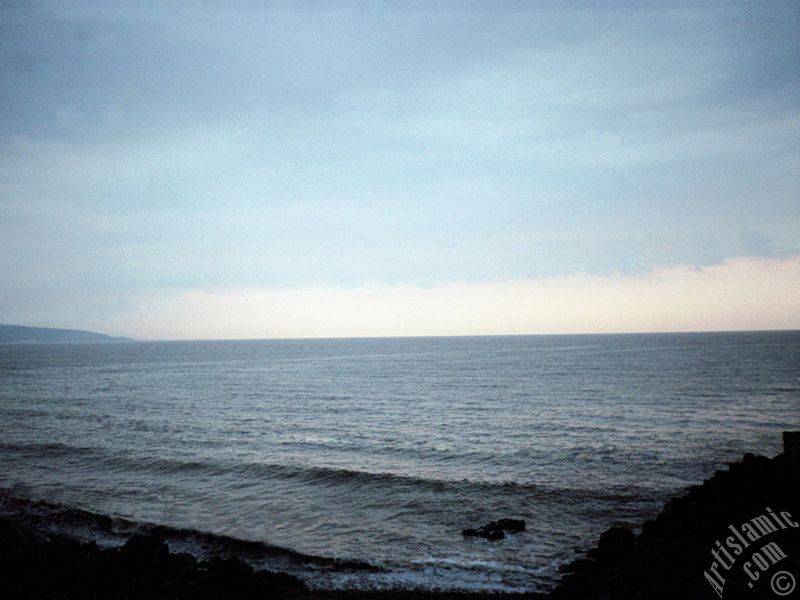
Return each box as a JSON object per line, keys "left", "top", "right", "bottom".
{"left": 0, "top": 332, "right": 798, "bottom": 592}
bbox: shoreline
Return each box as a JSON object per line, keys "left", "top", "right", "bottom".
{"left": 2, "top": 437, "right": 798, "bottom": 599}
{"left": 0, "top": 516, "right": 545, "bottom": 600}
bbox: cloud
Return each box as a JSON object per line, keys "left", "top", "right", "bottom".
{"left": 1, "top": 4, "right": 798, "bottom": 330}
{"left": 111, "top": 255, "right": 800, "bottom": 340}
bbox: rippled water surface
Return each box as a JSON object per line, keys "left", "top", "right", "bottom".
{"left": 1, "top": 332, "right": 798, "bottom": 591}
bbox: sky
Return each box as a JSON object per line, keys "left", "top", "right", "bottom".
{"left": 1, "top": 1, "right": 798, "bottom": 339}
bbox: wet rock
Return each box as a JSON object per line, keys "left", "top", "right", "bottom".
{"left": 170, "top": 551, "right": 197, "bottom": 571}
{"left": 0, "top": 519, "right": 35, "bottom": 564}
{"left": 253, "top": 568, "right": 308, "bottom": 591}
{"left": 485, "top": 528, "right": 505, "bottom": 540}
{"left": 206, "top": 554, "right": 254, "bottom": 580}
{"left": 558, "top": 557, "right": 594, "bottom": 573}
{"left": 120, "top": 533, "right": 169, "bottom": 566}
{"left": 552, "top": 447, "right": 800, "bottom": 600}
{"left": 492, "top": 518, "right": 526, "bottom": 532}
{"left": 587, "top": 526, "right": 634, "bottom": 561}
{"left": 462, "top": 518, "right": 525, "bottom": 540}
{"left": 0, "top": 516, "right": 316, "bottom": 600}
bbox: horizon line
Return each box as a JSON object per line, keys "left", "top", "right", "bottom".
{"left": 4, "top": 325, "right": 795, "bottom": 344}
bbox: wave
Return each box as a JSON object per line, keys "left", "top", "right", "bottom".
{"left": 0, "top": 489, "right": 375, "bottom": 572}
{"left": 0, "top": 488, "right": 549, "bottom": 592}
{"left": 0, "top": 441, "right": 99, "bottom": 459}
{"left": 0, "top": 440, "right": 667, "bottom": 507}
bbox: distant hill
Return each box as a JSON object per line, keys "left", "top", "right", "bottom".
{"left": 0, "top": 324, "right": 130, "bottom": 344}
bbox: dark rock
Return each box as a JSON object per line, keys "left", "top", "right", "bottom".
{"left": 253, "top": 568, "right": 308, "bottom": 591}
{"left": 492, "top": 518, "right": 526, "bottom": 532}
{"left": 206, "top": 554, "right": 254, "bottom": 580}
{"left": 587, "top": 526, "right": 634, "bottom": 561}
{"left": 0, "top": 519, "right": 35, "bottom": 563}
{"left": 462, "top": 518, "right": 525, "bottom": 540}
{"left": 170, "top": 551, "right": 197, "bottom": 571}
{"left": 552, "top": 448, "right": 800, "bottom": 600}
{"left": 120, "top": 533, "right": 169, "bottom": 566}
{"left": 0, "top": 516, "right": 312, "bottom": 600}
{"left": 559, "top": 557, "right": 594, "bottom": 573}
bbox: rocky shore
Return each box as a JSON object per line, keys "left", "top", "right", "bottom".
{"left": 2, "top": 436, "right": 798, "bottom": 600}
{"left": 552, "top": 444, "right": 800, "bottom": 599}
{"left": 0, "top": 514, "right": 544, "bottom": 600}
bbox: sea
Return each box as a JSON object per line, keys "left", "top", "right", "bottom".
{"left": 0, "top": 331, "right": 798, "bottom": 593}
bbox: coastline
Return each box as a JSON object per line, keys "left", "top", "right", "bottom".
{"left": 552, "top": 441, "right": 800, "bottom": 599}
{"left": 2, "top": 435, "right": 798, "bottom": 599}
{"left": 0, "top": 517, "right": 544, "bottom": 600}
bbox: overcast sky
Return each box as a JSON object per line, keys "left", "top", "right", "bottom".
{"left": 1, "top": 1, "right": 798, "bottom": 339}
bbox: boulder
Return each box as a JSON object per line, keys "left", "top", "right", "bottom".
{"left": 588, "top": 526, "right": 634, "bottom": 561}
{"left": 492, "top": 518, "right": 526, "bottom": 532}
{"left": 462, "top": 518, "right": 526, "bottom": 540}
{"left": 120, "top": 534, "right": 169, "bottom": 567}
